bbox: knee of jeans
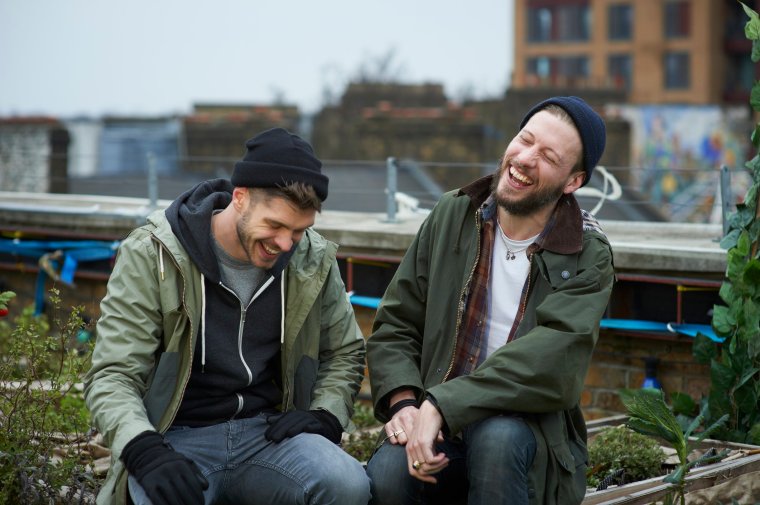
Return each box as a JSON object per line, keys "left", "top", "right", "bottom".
{"left": 467, "top": 416, "right": 536, "bottom": 464}
{"left": 366, "top": 444, "right": 411, "bottom": 498}
{"left": 315, "top": 454, "right": 370, "bottom": 503}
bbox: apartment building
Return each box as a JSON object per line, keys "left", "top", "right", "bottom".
{"left": 512, "top": 0, "right": 758, "bottom": 105}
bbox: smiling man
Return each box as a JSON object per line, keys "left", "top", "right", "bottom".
{"left": 366, "top": 97, "right": 615, "bottom": 505}
{"left": 85, "top": 128, "right": 370, "bottom": 505}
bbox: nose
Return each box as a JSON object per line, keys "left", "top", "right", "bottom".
{"left": 273, "top": 230, "right": 294, "bottom": 253}
{"left": 513, "top": 145, "right": 538, "bottom": 168}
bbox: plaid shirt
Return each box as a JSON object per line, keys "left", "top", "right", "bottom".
{"left": 450, "top": 197, "right": 537, "bottom": 379}
{"left": 450, "top": 198, "right": 496, "bottom": 378}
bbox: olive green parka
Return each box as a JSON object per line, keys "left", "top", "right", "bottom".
{"left": 84, "top": 209, "right": 365, "bottom": 505}
{"left": 368, "top": 175, "right": 615, "bottom": 504}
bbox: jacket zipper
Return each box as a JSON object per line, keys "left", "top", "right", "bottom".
{"left": 442, "top": 209, "right": 482, "bottom": 383}
{"left": 151, "top": 236, "right": 194, "bottom": 433}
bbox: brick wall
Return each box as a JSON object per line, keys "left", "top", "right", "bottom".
{"left": 582, "top": 330, "right": 710, "bottom": 420}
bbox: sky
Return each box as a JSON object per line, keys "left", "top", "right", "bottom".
{"left": 0, "top": 0, "right": 514, "bottom": 118}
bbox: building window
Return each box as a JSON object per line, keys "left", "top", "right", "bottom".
{"left": 664, "top": 52, "right": 690, "bottom": 89}
{"left": 527, "top": 55, "right": 589, "bottom": 85}
{"left": 608, "top": 4, "right": 632, "bottom": 41}
{"left": 664, "top": 0, "right": 690, "bottom": 38}
{"left": 608, "top": 54, "right": 632, "bottom": 90}
{"left": 527, "top": 2, "right": 590, "bottom": 42}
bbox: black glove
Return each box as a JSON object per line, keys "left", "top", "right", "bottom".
{"left": 264, "top": 409, "right": 343, "bottom": 444}
{"left": 121, "top": 431, "right": 209, "bottom": 505}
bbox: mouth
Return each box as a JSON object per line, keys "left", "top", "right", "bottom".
{"left": 260, "top": 242, "right": 279, "bottom": 257}
{"left": 509, "top": 165, "right": 534, "bottom": 187}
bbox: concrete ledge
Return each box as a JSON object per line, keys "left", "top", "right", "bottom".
{"left": 0, "top": 191, "right": 727, "bottom": 275}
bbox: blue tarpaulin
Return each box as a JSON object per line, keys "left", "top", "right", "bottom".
{"left": 0, "top": 238, "right": 119, "bottom": 314}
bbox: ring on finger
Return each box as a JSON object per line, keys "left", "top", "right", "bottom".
{"left": 392, "top": 429, "right": 404, "bottom": 437}
{"left": 412, "top": 460, "right": 424, "bottom": 470}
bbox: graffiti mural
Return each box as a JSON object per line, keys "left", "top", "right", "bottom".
{"left": 606, "top": 105, "right": 751, "bottom": 223}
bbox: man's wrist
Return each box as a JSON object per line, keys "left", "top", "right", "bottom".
{"left": 388, "top": 398, "right": 418, "bottom": 418}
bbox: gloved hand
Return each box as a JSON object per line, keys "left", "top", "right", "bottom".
{"left": 264, "top": 409, "right": 343, "bottom": 444}
{"left": 121, "top": 431, "right": 209, "bottom": 505}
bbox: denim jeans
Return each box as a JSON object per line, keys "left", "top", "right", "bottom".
{"left": 366, "top": 415, "right": 536, "bottom": 505}
{"left": 128, "top": 414, "right": 370, "bottom": 505}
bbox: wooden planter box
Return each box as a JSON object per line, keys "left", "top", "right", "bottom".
{"left": 582, "top": 416, "right": 760, "bottom": 504}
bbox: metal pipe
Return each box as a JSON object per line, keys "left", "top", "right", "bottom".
{"left": 385, "top": 157, "right": 398, "bottom": 223}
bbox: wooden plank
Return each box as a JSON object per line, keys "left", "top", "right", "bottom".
{"left": 582, "top": 453, "right": 760, "bottom": 504}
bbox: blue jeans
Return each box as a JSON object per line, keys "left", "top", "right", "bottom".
{"left": 128, "top": 414, "right": 370, "bottom": 505}
{"left": 366, "top": 415, "right": 536, "bottom": 505}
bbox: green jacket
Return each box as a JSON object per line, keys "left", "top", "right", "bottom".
{"left": 84, "top": 210, "right": 365, "bottom": 505}
{"left": 367, "top": 175, "right": 614, "bottom": 504}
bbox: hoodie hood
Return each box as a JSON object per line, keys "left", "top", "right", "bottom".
{"left": 165, "top": 179, "right": 233, "bottom": 284}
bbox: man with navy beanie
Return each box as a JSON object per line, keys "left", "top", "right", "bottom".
{"left": 86, "top": 128, "right": 370, "bottom": 504}
{"left": 367, "top": 97, "right": 615, "bottom": 505}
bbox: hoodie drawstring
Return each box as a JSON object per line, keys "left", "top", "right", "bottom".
{"left": 280, "top": 275, "right": 286, "bottom": 344}
{"left": 200, "top": 272, "right": 206, "bottom": 372}
{"left": 159, "top": 245, "right": 165, "bottom": 281}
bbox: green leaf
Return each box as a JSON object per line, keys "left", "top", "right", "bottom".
{"left": 711, "top": 359, "right": 736, "bottom": 391}
{"left": 693, "top": 333, "right": 718, "bottom": 364}
{"left": 748, "top": 422, "right": 760, "bottom": 444}
{"left": 718, "top": 282, "right": 735, "bottom": 305}
{"left": 670, "top": 391, "right": 697, "bottom": 415}
{"left": 754, "top": 40, "right": 760, "bottom": 63}
{"left": 720, "top": 229, "right": 741, "bottom": 250}
{"left": 712, "top": 305, "right": 735, "bottom": 335}
{"left": 696, "top": 414, "right": 730, "bottom": 442}
{"left": 743, "top": 1, "right": 760, "bottom": 39}
{"left": 664, "top": 465, "right": 686, "bottom": 484}
{"left": 684, "top": 412, "right": 704, "bottom": 440}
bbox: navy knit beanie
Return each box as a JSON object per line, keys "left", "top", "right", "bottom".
{"left": 519, "top": 96, "right": 606, "bottom": 187}
{"left": 231, "top": 128, "right": 329, "bottom": 201}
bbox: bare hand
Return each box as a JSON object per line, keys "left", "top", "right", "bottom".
{"left": 383, "top": 404, "right": 418, "bottom": 446}
{"left": 405, "top": 400, "right": 448, "bottom": 483}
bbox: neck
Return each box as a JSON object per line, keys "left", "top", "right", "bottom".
{"left": 212, "top": 207, "right": 246, "bottom": 261}
{"left": 497, "top": 205, "right": 553, "bottom": 240}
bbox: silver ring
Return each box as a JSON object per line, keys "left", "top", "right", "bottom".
{"left": 392, "top": 429, "right": 404, "bottom": 437}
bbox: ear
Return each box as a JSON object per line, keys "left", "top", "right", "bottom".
{"left": 232, "top": 187, "right": 249, "bottom": 212}
{"left": 563, "top": 171, "right": 586, "bottom": 194}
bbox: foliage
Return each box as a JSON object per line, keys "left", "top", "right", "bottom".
{"left": 620, "top": 388, "right": 729, "bottom": 505}
{"left": 0, "top": 289, "right": 99, "bottom": 504}
{"left": 342, "top": 401, "right": 383, "bottom": 463}
{"left": 693, "top": 1, "right": 760, "bottom": 446}
{"left": 586, "top": 425, "right": 666, "bottom": 489}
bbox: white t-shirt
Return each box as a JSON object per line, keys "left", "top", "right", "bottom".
{"left": 485, "top": 227, "right": 537, "bottom": 357}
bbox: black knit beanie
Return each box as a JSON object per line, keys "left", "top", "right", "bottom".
{"left": 519, "top": 96, "right": 606, "bottom": 187}
{"left": 231, "top": 128, "right": 329, "bottom": 201}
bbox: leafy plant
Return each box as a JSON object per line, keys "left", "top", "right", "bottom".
{"left": 692, "top": 0, "right": 760, "bottom": 445}
{"left": 620, "top": 388, "right": 729, "bottom": 505}
{"left": 342, "top": 401, "right": 383, "bottom": 463}
{"left": 0, "top": 289, "right": 99, "bottom": 504}
{"left": 587, "top": 425, "right": 666, "bottom": 489}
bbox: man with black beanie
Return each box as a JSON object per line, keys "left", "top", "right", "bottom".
{"left": 366, "top": 97, "right": 615, "bottom": 504}
{"left": 85, "top": 128, "right": 370, "bottom": 505}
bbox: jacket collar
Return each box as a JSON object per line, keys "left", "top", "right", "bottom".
{"left": 458, "top": 174, "right": 583, "bottom": 255}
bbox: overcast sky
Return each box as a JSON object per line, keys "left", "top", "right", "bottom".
{"left": 0, "top": 0, "right": 514, "bottom": 118}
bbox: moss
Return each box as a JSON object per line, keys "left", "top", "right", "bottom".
{"left": 587, "top": 425, "right": 667, "bottom": 488}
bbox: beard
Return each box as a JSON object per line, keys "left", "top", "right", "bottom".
{"left": 235, "top": 209, "right": 255, "bottom": 264}
{"left": 490, "top": 157, "right": 565, "bottom": 217}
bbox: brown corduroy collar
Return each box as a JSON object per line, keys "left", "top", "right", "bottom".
{"left": 457, "top": 174, "right": 583, "bottom": 255}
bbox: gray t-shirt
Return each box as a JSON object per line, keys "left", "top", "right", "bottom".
{"left": 211, "top": 233, "right": 267, "bottom": 304}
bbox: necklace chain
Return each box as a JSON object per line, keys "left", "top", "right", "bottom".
{"left": 496, "top": 217, "right": 530, "bottom": 261}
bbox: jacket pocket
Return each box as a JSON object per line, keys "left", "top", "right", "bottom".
{"left": 293, "top": 356, "right": 318, "bottom": 410}
{"left": 551, "top": 438, "right": 587, "bottom": 505}
{"left": 143, "top": 351, "right": 179, "bottom": 427}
